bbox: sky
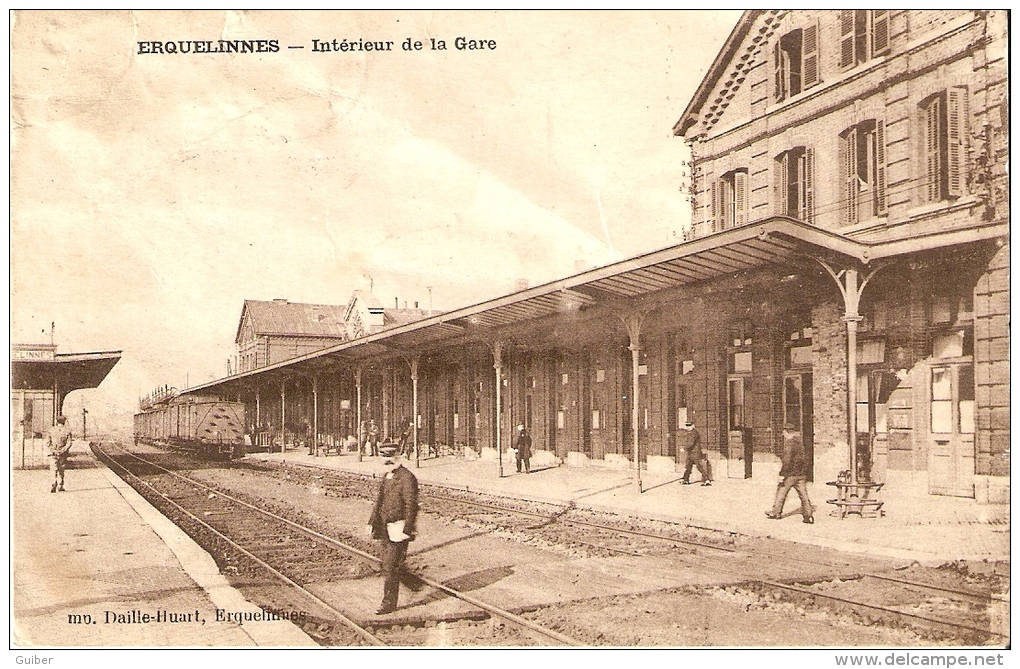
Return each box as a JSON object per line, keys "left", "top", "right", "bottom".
{"left": 10, "top": 10, "right": 742, "bottom": 435}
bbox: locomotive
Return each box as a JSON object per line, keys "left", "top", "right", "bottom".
{"left": 133, "top": 388, "right": 246, "bottom": 460}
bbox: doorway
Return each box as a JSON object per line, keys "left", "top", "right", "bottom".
{"left": 928, "top": 363, "right": 975, "bottom": 497}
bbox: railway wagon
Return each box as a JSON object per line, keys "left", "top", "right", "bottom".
{"left": 134, "top": 394, "right": 246, "bottom": 460}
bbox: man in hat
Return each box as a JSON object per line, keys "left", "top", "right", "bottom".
{"left": 678, "top": 418, "right": 712, "bottom": 486}
{"left": 399, "top": 419, "right": 414, "bottom": 458}
{"left": 366, "top": 444, "right": 419, "bottom": 615}
{"left": 48, "top": 415, "right": 73, "bottom": 493}
{"left": 514, "top": 424, "right": 532, "bottom": 473}
{"left": 767, "top": 422, "right": 814, "bottom": 524}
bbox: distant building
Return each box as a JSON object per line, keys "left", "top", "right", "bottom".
{"left": 235, "top": 299, "right": 349, "bottom": 373}
{"left": 235, "top": 294, "right": 437, "bottom": 373}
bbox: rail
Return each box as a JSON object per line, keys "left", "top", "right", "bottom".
{"left": 93, "top": 443, "right": 385, "bottom": 646}
{"left": 97, "top": 443, "right": 585, "bottom": 647}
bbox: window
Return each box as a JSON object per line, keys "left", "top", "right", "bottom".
{"left": 774, "top": 147, "right": 814, "bottom": 223}
{"left": 921, "top": 89, "right": 970, "bottom": 203}
{"left": 840, "top": 10, "right": 890, "bottom": 70}
{"left": 841, "top": 120, "right": 887, "bottom": 224}
{"left": 708, "top": 169, "right": 749, "bottom": 232}
{"left": 773, "top": 22, "right": 819, "bottom": 101}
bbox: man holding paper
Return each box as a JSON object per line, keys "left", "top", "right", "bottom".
{"left": 367, "top": 444, "right": 420, "bottom": 615}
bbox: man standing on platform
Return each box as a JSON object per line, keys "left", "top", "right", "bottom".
{"left": 766, "top": 422, "right": 815, "bottom": 524}
{"left": 48, "top": 415, "right": 72, "bottom": 493}
{"left": 366, "top": 444, "right": 419, "bottom": 615}
{"left": 514, "top": 424, "right": 532, "bottom": 473}
{"left": 368, "top": 418, "right": 380, "bottom": 457}
{"left": 678, "top": 419, "right": 712, "bottom": 486}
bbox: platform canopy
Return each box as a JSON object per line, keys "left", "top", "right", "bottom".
{"left": 184, "top": 217, "right": 1007, "bottom": 395}
{"left": 12, "top": 347, "right": 122, "bottom": 394}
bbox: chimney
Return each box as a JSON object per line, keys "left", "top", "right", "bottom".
{"left": 514, "top": 279, "right": 529, "bottom": 292}
{"left": 414, "top": 301, "right": 419, "bottom": 309}
{"left": 395, "top": 297, "right": 399, "bottom": 309}
{"left": 404, "top": 300, "right": 408, "bottom": 309}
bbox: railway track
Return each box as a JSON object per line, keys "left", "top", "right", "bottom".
{"left": 236, "top": 456, "right": 1008, "bottom": 645}
{"left": 93, "top": 442, "right": 583, "bottom": 647}
{"left": 98, "top": 443, "right": 1006, "bottom": 645}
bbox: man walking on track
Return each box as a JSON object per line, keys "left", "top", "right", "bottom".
{"left": 367, "top": 444, "right": 419, "bottom": 615}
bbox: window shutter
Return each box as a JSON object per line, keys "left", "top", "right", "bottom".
{"left": 842, "top": 129, "right": 858, "bottom": 225}
{"left": 774, "top": 153, "right": 788, "bottom": 216}
{"left": 875, "top": 120, "right": 887, "bottom": 215}
{"left": 720, "top": 178, "right": 733, "bottom": 229}
{"left": 840, "top": 10, "right": 856, "bottom": 69}
{"left": 708, "top": 180, "right": 718, "bottom": 233}
{"left": 947, "top": 87, "right": 969, "bottom": 197}
{"left": 925, "top": 96, "right": 942, "bottom": 202}
{"left": 871, "top": 10, "right": 890, "bottom": 57}
{"left": 802, "top": 148, "right": 814, "bottom": 225}
{"left": 802, "top": 21, "right": 820, "bottom": 89}
{"left": 773, "top": 41, "right": 783, "bottom": 101}
{"left": 734, "top": 171, "right": 748, "bottom": 227}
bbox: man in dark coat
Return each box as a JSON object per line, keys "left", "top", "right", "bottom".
{"left": 367, "top": 445, "right": 419, "bottom": 614}
{"left": 398, "top": 420, "right": 414, "bottom": 458}
{"left": 678, "top": 419, "right": 712, "bottom": 486}
{"left": 514, "top": 424, "right": 532, "bottom": 473}
{"left": 767, "top": 423, "right": 815, "bottom": 524}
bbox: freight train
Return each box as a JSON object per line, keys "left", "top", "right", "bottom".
{"left": 134, "top": 389, "right": 246, "bottom": 460}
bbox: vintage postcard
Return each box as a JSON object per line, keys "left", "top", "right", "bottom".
{"left": 10, "top": 10, "right": 1009, "bottom": 660}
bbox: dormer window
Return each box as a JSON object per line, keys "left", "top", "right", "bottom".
{"left": 773, "top": 22, "right": 819, "bottom": 102}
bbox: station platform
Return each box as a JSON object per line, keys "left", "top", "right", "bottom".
{"left": 246, "top": 449, "right": 1009, "bottom": 565}
{"left": 11, "top": 442, "right": 317, "bottom": 648}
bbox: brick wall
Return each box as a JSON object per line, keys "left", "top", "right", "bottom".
{"left": 811, "top": 300, "right": 848, "bottom": 479}
{"left": 975, "top": 242, "right": 1009, "bottom": 476}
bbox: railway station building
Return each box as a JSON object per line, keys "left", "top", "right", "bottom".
{"left": 183, "top": 10, "right": 1007, "bottom": 504}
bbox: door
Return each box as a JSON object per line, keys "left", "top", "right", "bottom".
{"left": 727, "top": 375, "right": 752, "bottom": 478}
{"left": 928, "top": 363, "right": 975, "bottom": 497}
{"left": 783, "top": 372, "right": 814, "bottom": 481}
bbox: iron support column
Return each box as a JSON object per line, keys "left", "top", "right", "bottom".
{"left": 255, "top": 388, "right": 261, "bottom": 445}
{"left": 409, "top": 356, "right": 420, "bottom": 468}
{"left": 618, "top": 311, "right": 649, "bottom": 493}
{"left": 312, "top": 377, "right": 319, "bottom": 456}
{"left": 493, "top": 340, "right": 504, "bottom": 478}
{"left": 355, "top": 368, "right": 363, "bottom": 462}
{"left": 280, "top": 381, "right": 286, "bottom": 454}
{"left": 816, "top": 260, "right": 886, "bottom": 486}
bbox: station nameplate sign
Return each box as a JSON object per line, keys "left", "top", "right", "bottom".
{"left": 12, "top": 346, "right": 56, "bottom": 361}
